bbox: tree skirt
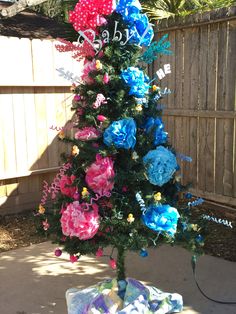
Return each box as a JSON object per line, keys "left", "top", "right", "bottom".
{"left": 66, "top": 278, "right": 183, "bottom": 314}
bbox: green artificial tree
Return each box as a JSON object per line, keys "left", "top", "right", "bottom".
{"left": 37, "top": 0, "right": 204, "bottom": 285}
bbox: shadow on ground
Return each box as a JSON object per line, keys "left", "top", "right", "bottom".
{"left": 0, "top": 243, "right": 236, "bottom": 314}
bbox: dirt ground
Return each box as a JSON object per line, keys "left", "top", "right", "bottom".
{"left": 0, "top": 206, "right": 235, "bottom": 262}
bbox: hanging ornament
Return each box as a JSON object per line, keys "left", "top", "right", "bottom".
{"left": 95, "top": 60, "right": 103, "bottom": 70}
{"left": 103, "top": 73, "right": 110, "bottom": 84}
{"left": 70, "top": 255, "right": 78, "bottom": 263}
{"left": 140, "top": 249, "right": 148, "bottom": 257}
{"left": 135, "top": 104, "right": 143, "bottom": 111}
{"left": 96, "top": 248, "right": 104, "bottom": 258}
{"left": 72, "top": 145, "right": 80, "bottom": 156}
{"left": 73, "top": 94, "right": 81, "bottom": 102}
{"left": 54, "top": 248, "right": 62, "bottom": 257}
{"left": 58, "top": 130, "right": 65, "bottom": 140}
{"left": 153, "top": 192, "right": 162, "bottom": 202}
{"left": 109, "top": 258, "right": 117, "bottom": 269}
{"left": 127, "top": 213, "right": 135, "bottom": 223}
{"left": 38, "top": 204, "right": 45, "bottom": 214}
{"left": 81, "top": 187, "right": 89, "bottom": 198}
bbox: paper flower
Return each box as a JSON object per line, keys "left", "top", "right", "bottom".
{"left": 116, "top": 0, "right": 154, "bottom": 46}
{"left": 121, "top": 67, "right": 149, "bottom": 98}
{"left": 69, "top": 0, "right": 115, "bottom": 32}
{"left": 142, "top": 203, "right": 180, "bottom": 236}
{"left": 103, "top": 118, "right": 136, "bottom": 149}
{"left": 143, "top": 117, "right": 168, "bottom": 146}
{"left": 75, "top": 127, "right": 100, "bottom": 141}
{"left": 131, "top": 13, "right": 154, "bottom": 46}
{"left": 61, "top": 201, "right": 100, "bottom": 240}
{"left": 116, "top": 0, "right": 142, "bottom": 17}
{"left": 143, "top": 146, "right": 178, "bottom": 186}
{"left": 60, "top": 175, "right": 77, "bottom": 198}
{"left": 85, "top": 154, "right": 115, "bottom": 195}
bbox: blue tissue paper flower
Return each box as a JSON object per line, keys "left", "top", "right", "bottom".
{"left": 143, "top": 117, "right": 168, "bottom": 145}
{"left": 116, "top": 0, "right": 154, "bottom": 46}
{"left": 129, "top": 13, "right": 154, "bottom": 46}
{"left": 116, "top": 0, "right": 142, "bottom": 21}
{"left": 143, "top": 146, "right": 178, "bottom": 186}
{"left": 103, "top": 118, "right": 136, "bottom": 149}
{"left": 121, "top": 67, "right": 149, "bottom": 98}
{"left": 142, "top": 203, "right": 180, "bottom": 236}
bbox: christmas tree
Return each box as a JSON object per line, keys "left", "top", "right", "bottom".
{"left": 38, "top": 0, "right": 204, "bottom": 285}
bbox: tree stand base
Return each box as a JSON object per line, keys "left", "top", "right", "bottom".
{"left": 66, "top": 278, "right": 183, "bottom": 313}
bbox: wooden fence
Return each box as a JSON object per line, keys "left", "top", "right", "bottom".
{"left": 149, "top": 7, "right": 236, "bottom": 207}
{"left": 0, "top": 36, "right": 82, "bottom": 214}
{"left": 1, "top": 7, "right": 236, "bottom": 214}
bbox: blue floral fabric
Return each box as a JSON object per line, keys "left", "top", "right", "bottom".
{"left": 143, "top": 146, "right": 178, "bottom": 186}
{"left": 121, "top": 67, "right": 150, "bottom": 98}
{"left": 142, "top": 204, "right": 180, "bottom": 236}
{"left": 116, "top": 0, "right": 154, "bottom": 46}
{"left": 66, "top": 278, "right": 183, "bottom": 314}
{"left": 103, "top": 118, "right": 136, "bottom": 149}
{"left": 143, "top": 117, "right": 168, "bottom": 146}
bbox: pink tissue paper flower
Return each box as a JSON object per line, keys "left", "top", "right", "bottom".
{"left": 85, "top": 154, "right": 115, "bottom": 195}
{"left": 69, "top": 0, "right": 115, "bottom": 32}
{"left": 75, "top": 127, "right": 100, "bottom": 141}
{"left": 60, "top": 175, "right": 77, "bottom": 198}
{"left": 60, "top": 201, "right": 100, "bottom": 240}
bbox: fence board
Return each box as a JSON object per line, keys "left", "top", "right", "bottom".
{"left": 223, "top": 119, "right": 234, "bottom": 196}
{"left": 215, "top": 119, "right": 225, "bottom": 195}
{"left": 175, "top": 29, "right": 184, "bottom": 109}
{"left": 24, "top": 87, "right": 39, "bottom": 171}
{"left": 189, "top": 117, "right": 198, "bottom": 189}
{"left": 217, "top": 22, "right": 228, "bottom": 111}
{"left": 225, "top": 20, "right": 236, "bottom": 111}
{"left": 199, "top": 25, "right": 208, "bottom": 110}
